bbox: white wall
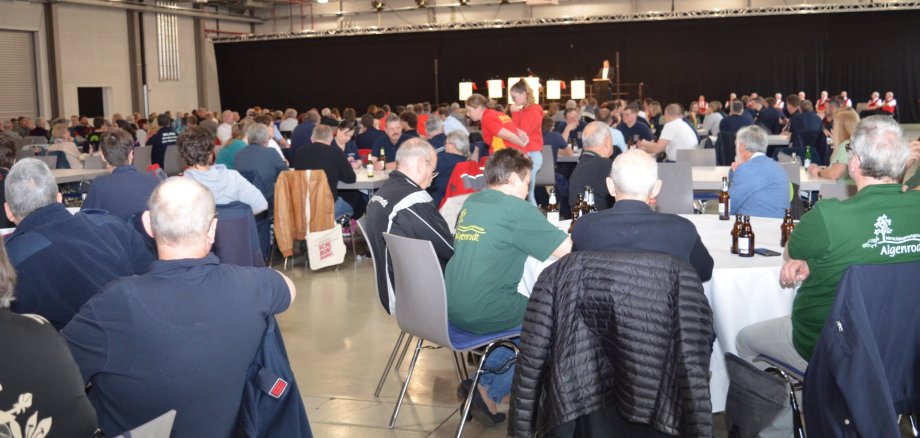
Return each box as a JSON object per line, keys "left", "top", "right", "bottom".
{"left": 143, "top": 13, "right": 201, "bottom": 114}
{"left": 0, "top": 1, "right": 52, "bottom": 119}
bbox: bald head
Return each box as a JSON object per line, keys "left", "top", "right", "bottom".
{"left": 609, "top": 149, "right": 660, "bottom": 201}
{"left": 146, "top": 177, "right": 215, "bottom": 249}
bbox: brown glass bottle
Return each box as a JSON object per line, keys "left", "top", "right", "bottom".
{"left": 780, "top": 208, "right": 795, "bottom": 247}
{"left": 739, "top": 215, "right": 755, "bottom": 257}
{"left": 731, "top": 214, "right": 742, "bottom": 254}
{"left": 718, "top": 177, "right": 731, "bottom": 220}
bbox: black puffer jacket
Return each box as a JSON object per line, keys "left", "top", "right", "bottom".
{"left": 509, "top": 251, "right": 714, "bottom": 437}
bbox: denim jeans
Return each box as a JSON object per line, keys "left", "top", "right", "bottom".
{"left": 334, "top": 196, "right": 354, "bottom": 219}
{"left": 478, "top": 338, "right": 520, "bottom": 404}
{"left": 527, "top": 151, "right": 543, "bottom": 206}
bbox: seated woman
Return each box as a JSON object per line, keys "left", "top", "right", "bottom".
{"left": 808, "top": 108, "right": 859, "bottom": 183}
{"left": 0, "top": 238, "right": 99, "bottom": 435}
{"left": 179, "top": 125, "right": 267, "bottom": 215}
{"left": 48, "top": 121, "right": 85, "bottom": 169}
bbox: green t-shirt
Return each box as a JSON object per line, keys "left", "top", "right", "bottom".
{"left": 828, "top": 140, "right": 854, "bottom": 185}
{"left": 216, "top": 139, "right": 247, "bottom": 170}
{"left": 789, "top": 184, "right": 920, "bottom": 360}
{"left": 445, "top": 189, "right": 568, "bottom": 334}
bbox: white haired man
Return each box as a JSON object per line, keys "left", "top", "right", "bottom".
{"left": 737, "top": 116, "right": 920, "bottom": 370}
{"left": 571, "top": 149, "right": 713, "bottom": 281}
{"left": 567, "top": 121, "right": 616, "bottom": 211}
{"left": 62, "top": 177, "right": 296, "bottom": 436}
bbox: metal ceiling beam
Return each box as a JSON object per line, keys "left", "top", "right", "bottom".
{"left": 39, "top": 0, "right": 264, "bottom": 23}
{"left": 211, "top": 1, "right": 920, "bottom": 41}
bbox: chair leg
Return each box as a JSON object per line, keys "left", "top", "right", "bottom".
{"left": 395, "top": 334, "right": 414, "bottom": 371}
{"left": 388, "top": 338, "right": 424, "bottom": 429}
{"left": 455, "top": 340, "right": 520, "bottom": 438}
{"left": 375, "top": 331, "right": 407, "bottom": 397}
{"left": 910, "top": 413, "right": 919, "bottom": 437}
{"left": 764, "top": 367, "right": 805, "bottom": 438}
{"left": 453, "top": 352, "right": 465, "bottom": 384}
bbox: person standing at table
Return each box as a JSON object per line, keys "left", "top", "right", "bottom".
{"left": 465, "top": 93, "right": 529, "bottom": 155}
{"left": 637, "top": 103, "right": 698, "bottom": 162}
{"left": 366, "top": 139, "right": 453, "bottom": 314}
{"left": 446, "top": 148, "right": 571, "bottom": 426}
{"left": 62, "top": 177, "right": 297, "bottom": 437}
{"left": 728, "top": 125, "right": 790, "bottom": 218}
{"left": 6, "top": 159, "right": 155, "bottom": 329}
{"left": 572, "top": 149, "right": 713, "bottom": 282}
{"left": 736, "top": 116, "right": 920, "bottom": 371}
{"left": 81, "top": 128, "right": 162, "bottom": 221}
{"left": 615, "top": 103, "right": 654, "bottom": 146}
{"left": 510, "top": 80, "right": 545, "bottom": 205}
{"left": 568, "top": 122, "right": 616, "bottom": 211}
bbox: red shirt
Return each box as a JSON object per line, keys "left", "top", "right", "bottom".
{"left": 417, "top": 113, "right": 429, "bottom": 137}
{"left": 481, "top": 109, "right": 521, "bottom": 153}
{"left": 698, "top": 100, "right": 708, "bottom": 115}
{"left": 510, "top": 104, "right": 544, "bottom": 153}
{"left": 881, "top": 98, "right": 897, "bottom": 114}
{"left": 816, "top": 98, "right": 829, "bottom": 112}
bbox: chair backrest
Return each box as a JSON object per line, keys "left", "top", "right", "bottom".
{"left": 780, "top": 162, "right": 801, "bottom": 185}
{"left": 655, "top": 162, "right": 694, "bottom": 214}
{"left": 133, "top": 146, "right": 153, "bottom": 172}
{"left": 83, "top": 155, "right": 105, "bottom": 169}
{"left": 382, "top": 233, "right": 452, "bottom": 348}
{"left": 776, "top": 152, "right": 794, "bottom": 163}
{"left": 819, "top": 182, "right": 855, "bottom": 201}
{"left": 238, "top": 169, "right": 270, "bottom": 201}
{"left": 23, "top": 136, "right": 48, "bottom": 145}
{"left": 36, "top": 155, "right": 57, "bottom": 169}
{"left": 676, "top": 148, "right": 716, "bottom": 167}
{"left": 534, "top": 145, "right": 555, "bottom": 186}
{"left": 114, "top": 410, "right": 176, "bottom": 438}
{"left": 214, "top": 201, "right": 265, "bottom": 267}
{"left": 163, "top": 145, "right": 181, "bottom": 176}
{"left": 15, "top": 148, "right": 34, "bottom": 160}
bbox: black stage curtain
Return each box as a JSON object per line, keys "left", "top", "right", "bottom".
{"left": 215, "top": 9, "right": 920, "bottom": 123}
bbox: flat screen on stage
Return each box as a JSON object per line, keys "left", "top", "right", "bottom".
{"left": 546, "top": 80, "right": 562, "bottom": 100}
{"left": 570, "top": 80, "right": 586, "bottom": 100}
{"left": 506, "top": 77, "right": 541, "bottom": 105}
{"left": 459, "top": 82, "right": 474, "bottom": 101}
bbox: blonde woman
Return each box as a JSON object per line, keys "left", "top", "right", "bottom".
{"left": 808, "top": 108, "right": 859, "bottom": 183}
{"left": 48, "top": 122, "right": 85, "bottom": 169}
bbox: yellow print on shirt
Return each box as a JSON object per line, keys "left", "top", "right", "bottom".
{"left": 455, "top": 225, "right": 486, "bottom": 242}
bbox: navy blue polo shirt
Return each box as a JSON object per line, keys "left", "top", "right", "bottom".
{"left": 333, "top": 139, "right": 360, "bottom": 162}
{"left": 147, "top": 128, "right": 177, "bottom": 169}
{"left": 81, "top": 165, "right": 161, "bottom": 221}
{"left": 8, "top": 204, "right": 155, "bottom": 329}
{"left": 61, "top": 254, "right": 291, "bottom": 437}
{"left": 356, "top": 128, "right": 386, "bottom": 150}
{"left": 555, "top": 121, "right": 587, "bottom": 148}
{"left": 543, "top": 131, "right": 568, "bottom": 164}
{"left": 289, "top": 121, "right": 315, "bottom": 152}
{"left": 431, "top": 151, "right": 469, "bottom": 207}
{"left": 371, "top": 134, "right": 411, "bottom": 162}
{"left": 404, "top": 129, "right": 420, "bottom": 139}
{"left": 615, "top": 121, "right": 654, "bottom": 143}
{"left": 428, "top": 133, "right": 447, "bottom": 152}
{"left": 719, "top": 114, "right": 754, "bottom": 133}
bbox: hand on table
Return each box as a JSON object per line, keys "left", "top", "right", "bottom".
{"left": 807, "top": 164, "right": 822, "bottom": 177}
{"left": 780, "top": 259, "right": 809, "bottom": 288}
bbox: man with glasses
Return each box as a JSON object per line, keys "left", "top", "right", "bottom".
{"left": 736, "top": 116, "right": 920, "bottom": 370}
{"left": 615, "top": 103, "right": 653, "bottom": 146}
{"left": 364, "top": 138, "right": 453, "bottom": 315}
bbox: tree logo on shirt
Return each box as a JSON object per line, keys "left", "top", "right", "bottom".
{"left": 862, "top": 215, "right": 920, "bottom": 257}
{"left": 0, "top": 386, "right": 53, "bottom": 438}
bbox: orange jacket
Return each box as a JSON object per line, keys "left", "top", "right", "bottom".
{"left": 274, "top": 170, "right": 335, "bottom": 257}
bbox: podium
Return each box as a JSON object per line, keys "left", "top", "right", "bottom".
{"left": 593, "top": 78, "right": 611, "bottom": 101}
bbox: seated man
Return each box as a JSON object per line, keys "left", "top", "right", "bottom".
{"left": 431, "top": 131, "right": 471, "bottom": 207}
{"left": 371, "top": 114, "right": 412, "bottom": 170}
{"left": 555, "top": 108, "right": 587, "bottom": 149}
{"left": 62, "top": 177, "right": 296, "bottom": 436}
{"left": 445, "top": 148, "right": 571, "bottom": 425}
{"left": 6, "top": 159, "right": 154, "bottom": 328}
{"left": 425, "top": 117, "right": 447, "bottom": 152}
{"left": 615, "top": 103, "right": 654, "bottom": 145}
{"left": 719, "top": 100, "right": 754, "bottom": 134}
{"left": 180, "top": 126, "right": 268, "bottom": 216}
{"left": 81, "top": 128, "right": 162, "bottom": 221}
{"left": 754, "top": 97, "right": 784, "bottom": 135}
{"left": 637, "top": 103, "right": 698, "bottom": 162}
{"left": 572, "top": 149, "right": 713, "bottom": 281}
{"left": 356, "top": 113, "right": 386, "bottom": 151}
{"left": 365, "top": 138, "right": 454, "bottom": 314}
{"left": 568, "top": 121, "right": 615, "bottom": 211}
{"left": 292, "top": 124, "right": 357, "bottom": 220}
{"left": 736, "top": 116, "right": 920, "bottom": 371}
{"left": 235, "top": 122, "right": 289, "bottom": 259}
{"left": 728, "top": 125, "right": 790, "bottom": 218}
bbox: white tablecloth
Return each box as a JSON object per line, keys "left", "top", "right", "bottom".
{"left": 682, "top": 214, "right": 797, "bottom": 412}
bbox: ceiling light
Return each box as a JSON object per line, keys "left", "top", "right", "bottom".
{"left": 371, "top": 0, "right": 385, "bottom": 10}
{"left": 316, "top": 0, "right": 329, "bottom": 3}
{"left": 459, "top": 0, "right": 469, "bottom": 5}
{"left": 416, "top": 0, "right": 428, "bottom": 6}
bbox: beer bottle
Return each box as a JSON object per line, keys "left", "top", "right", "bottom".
{"left": 584, "top": 186, "right": 597, "bottom": 214}
{"left": 780, "top": 208, "right": 795, "bottom": 247}
{"left": 739, "top": 215, "right": 755, "bottom": 257}
{"left": 568, "top": 194, "right": 584, "bottom": 234}
{"left": 546, "top": 189, "right": 560, "bottom": 226}
{"left": 378, "top": 146, "right": 386, "bottom": 170}
{"left": 804, "top": 146, "right": 812, "bottom": 168}
{"left": 718, "top": 177, "right": 730, "bottom": 220}
{"left": 731, "top": 214, "right": 742, "bottom": 254}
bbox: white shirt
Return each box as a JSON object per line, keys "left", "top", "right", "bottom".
{"left": 217, "top": 123, "right": 233, "bottom": 146}
{"left": 660, "top": 119, "right": 699, "bottom": 161}
{"left": 601, "top": 67, "right": 609, "bottom": 79}
{"left": 267, "top": 138, "right": 286, "bottom": 161}
{"left": 279, "top": 118, "right": 299, "bottom": 132}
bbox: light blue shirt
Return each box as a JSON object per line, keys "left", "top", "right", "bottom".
{"left": 442, "top": 115, "right": 469, "bottom": 137}
{"left": 728, "top": 154, "right": 790, "bottom": 218}
{"left": 608, "top": 126, "right": 626, "bottom": 152}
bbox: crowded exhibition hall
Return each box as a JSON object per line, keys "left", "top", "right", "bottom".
{"left": 1, "top": 0, "right": 920, "bottom": 436}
